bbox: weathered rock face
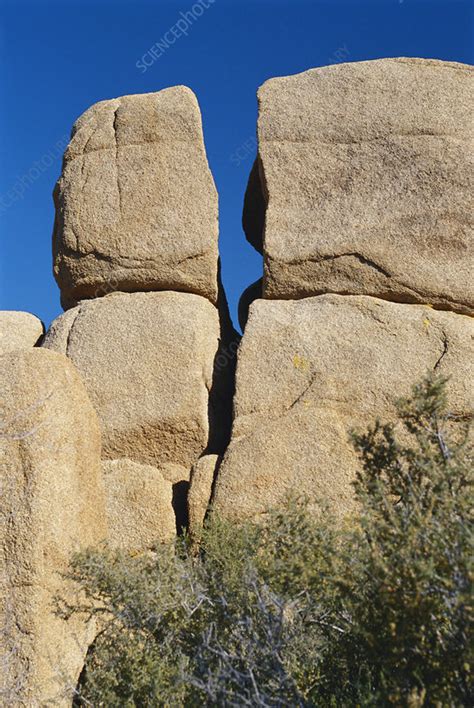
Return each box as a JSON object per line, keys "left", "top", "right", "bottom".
{"left": 103, "top": 460, "right": 176, "bottom": 552}
{"left": 5, "top": 66, "right": 473, "bottom": 697}
{"left": 0, "top": 349, "right": 106, "bottom": 705}
{"left": 42, "top": 291, "right": 220, "bottom": 470}
{"left": 0, "top": 311, "right": 44, "bottom": 354}
{"left": 187, "top": 454, "right": 220, "bottom": 539}
{"left": 212, "top": 295, "right": 474, "bottom": 522}
{"left": 244, "top": 58, "right": 474, "bottom": 315}
{"left": 53, "top": 87, "right": 219, "bottom": 307}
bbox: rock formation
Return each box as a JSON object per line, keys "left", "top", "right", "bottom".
{"left": 53, "top": 87, "right": 219, "bottom": 308}
{"left": 0, "top": 349, "right": 106, "bottom": 705}
{"left": 45, "top": 86, "right": 239, "bottom": 538}
{"left": 212, "top": 295, "right": 474, "bottom": 521}
{"left": 0, "top": 311, "right": 44, "bottom": 354}
{"left": 209, "top": 57, "right": 473, "bottom": 524}
{"left": 244, "top": 58, "right": 474, "bottom": 315}
{"left": 1, "top": 85, "right": 239, "bottom": 702}
{"left": 1, "top": 59, "right": 473, "bottom": 702}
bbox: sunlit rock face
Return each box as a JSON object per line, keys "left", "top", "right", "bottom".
{"left": 212, "top": 295, "right": 474, "bottom": 522}
{"left": 43, "top": 291, "right": 221, "bottom": 470}
{"left": 53, "top": 87, "right": 220, "bottom": 308}
{"left": 244, "top": 58, "right": 474, "bottom": 315}
{"left": 0, "top": 349, "right": 106, "bottom": 705}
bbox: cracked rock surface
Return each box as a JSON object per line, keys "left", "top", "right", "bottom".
{"left": 53, "top": 87, "right": 219, "bottom": 307}
{"left": 244, "top": 58, "right": 474, "bottom": 314}
{"left": 211, "top": 295, "right": 474, "bottom": 522}
{"left": 42, "top": 291, "right": 221, "bottom": 470}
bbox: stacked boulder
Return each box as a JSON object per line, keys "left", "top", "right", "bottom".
{"left": 44, "top": 87, "right": 237, "bottom": 546}
{"left": 244, "top": 57, "right": 473, "bottom": 311}
{"left": 2, "top": 87, "right": 236, "bottom": 703}
{"left": 52, "top": 86, "right": 220, "bottom": 308}
{"left": 0, "top": 348, "right": 106, "bottom": 704}
{"left": 210, "top": 58, "right": 474, "bottom": 522}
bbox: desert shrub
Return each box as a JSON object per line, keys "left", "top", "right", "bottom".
{"left": 65, "top": 376, "right": 473, "bottom": 706}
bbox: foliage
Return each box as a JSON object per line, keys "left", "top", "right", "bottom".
{"left": 65, "top": 375, "right": 473, "bottom": 706}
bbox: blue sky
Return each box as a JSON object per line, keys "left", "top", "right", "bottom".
{"left": 0, "top": 0, "right": 472, "bottom": 330}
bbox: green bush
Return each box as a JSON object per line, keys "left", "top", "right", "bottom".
{"left": 65, "top": 376, "right": 473, "bottom": 706}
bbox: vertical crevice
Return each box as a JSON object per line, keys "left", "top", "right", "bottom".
{"left": 112, "top": 107, "right": 123, "bottom": 217}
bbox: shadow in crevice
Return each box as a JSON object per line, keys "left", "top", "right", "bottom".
{"left": 172, "top": 480, "right": 190, "bottom": 536}
{"left": 205, "top": 260, "right": 241, "bottom": 458}
{"left": 242, "top": 157, "right": 266, "bottom": 256}
{"left": 205, "top": 454, "right": 224, "bottom": 523}
{"left": 237, "top": 277, "right": 262, "bottom": 332}
{"left": 73, "top": 640, "right": 97, "bottom": 707}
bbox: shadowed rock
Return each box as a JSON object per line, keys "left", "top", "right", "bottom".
{"left": 238, "top": 278, "right": 262, "bottom": 332}
{"left": 242, "top": 159, "right": 265, "bottom": 255}
{"left": 187, "top": 454, "right": 220, "bottom": 539}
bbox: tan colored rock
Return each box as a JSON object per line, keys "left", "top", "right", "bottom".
{"left": 103, "top": 459, "right": 176, "bottom": 552}
{"left": 212, "top": 295, "right": 474, "bottom": 522}
{"left": 245, "top": 58, "right": 474, "bottom": 314}
{"left": 0, "top": 349, "right": 106, "bottom": 705}
{"left": 53, "top": 87, "right": 219, "bottom": 307}
{"left": 159, "top": 462, "right": 191, "bottom": 485}
{"left": 188, "top": 455, "right": 220, "bottom": 539}
{"left": 0, "top": 311, "right": 44, "bottom": 354}
{"left": 42, "top": 291, "right": 220, "bottom": 470}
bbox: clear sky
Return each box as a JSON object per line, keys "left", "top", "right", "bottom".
{"left": 0, "top": 0, "right": 472, "bottom": 330}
